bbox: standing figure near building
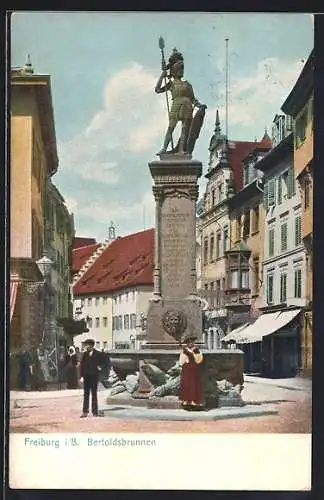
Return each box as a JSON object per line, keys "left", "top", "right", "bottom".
{"left": 179, "top": 336, "right": 204, "bottom": 410}
{"left": 155, "top": 46, "right": 206, "bottom": 155}
{"left": 65, "top": 346, "right": 79, "bottom": 389}
{"left": 79, "top": 339, "right": 104, "bottom": 417}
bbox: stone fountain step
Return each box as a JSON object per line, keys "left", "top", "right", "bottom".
{"left": 99, "top": 404, "right": 278, "bottom": 421}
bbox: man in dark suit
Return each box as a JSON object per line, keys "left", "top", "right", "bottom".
{"left": 80, "top": 339, "right": 104, "bottom": 417}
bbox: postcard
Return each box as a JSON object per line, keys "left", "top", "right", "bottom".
{"left": 8, "top": 11, "right": 313, "bottom": 491}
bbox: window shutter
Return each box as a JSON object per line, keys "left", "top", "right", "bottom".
{"left": 295, "top": 216, "right": 301, "bottom": 246}
{"left": 264, "top": 182, "right": 269, "bottom": 211}
{"left": 278, "top": 175, "right": 282, "bottom": 204}
{"left": 268, "top": 179, "right": 276, "bottom": 207}
{"left": 281, "top": 223, "right": 288, "bottom": 252}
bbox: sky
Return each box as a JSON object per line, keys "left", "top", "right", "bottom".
{"left": 11, "top": 12, "right": 314, "bottom": 242}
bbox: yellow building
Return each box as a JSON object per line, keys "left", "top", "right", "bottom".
{"left": 226, "top": 136, "right": 271, "bottom": 325}
{"left": 10, "top": 56, "right": 74, "bottom": 387}
{"left": 281, "top": 50, "right": 313, "bottom": 375}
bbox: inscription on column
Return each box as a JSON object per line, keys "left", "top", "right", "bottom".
{"left": 161, "top": 198, "right": 193, "bottom": 297}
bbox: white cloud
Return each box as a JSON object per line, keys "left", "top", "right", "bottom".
{"left": 201, "top": 57, "right": 305, "bottom": 140}
{"left": 76, "top": 189, "right": 155, "bottom": 240}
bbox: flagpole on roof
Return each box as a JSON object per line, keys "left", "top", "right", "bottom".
{"left": 225, "top": 37, "right": 229, "bottom": 141}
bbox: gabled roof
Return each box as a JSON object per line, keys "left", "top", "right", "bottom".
{"left": 72, "top": 243, "right": 101, "bottom": 274}
{"left": 281, "top": 50, "right": 314, "bottom": 117}
{"left": 256, "top": 133, "right": 293, "bottom": 173}
{"left": 73, "top": 237, "right": 97, "bottom": 250}
{"left": 227, "top": 140, "right": 262, "bottom": 191}
{"left": 73, "top": 229, "right": 154, "bottom": 295}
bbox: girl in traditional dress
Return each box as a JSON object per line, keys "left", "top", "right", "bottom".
{"left": 179, "top": 336, "right": 204, "bottom": 410}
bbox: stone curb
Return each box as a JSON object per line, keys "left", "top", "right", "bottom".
{"left": 99, "top": 404, "right": 278, "bottom": 421}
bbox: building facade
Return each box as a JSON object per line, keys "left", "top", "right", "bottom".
{"left": 72, "top": 229, "right": 154, "bottom": 351}
{"left": 10, "top": 57, "right": 75, "bottom": 386}
{"left": 281, "top": 50, "right": 313, "bottom": 374}
{"left": 256, "top": 128, "right": 306, "bottom": 376}
{"left": 199, "top": 110, "right": 271, "bottom": 342}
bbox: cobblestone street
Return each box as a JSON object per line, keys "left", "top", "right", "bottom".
{"left": 9, "top": 377, "right": 312, "bottom": 434}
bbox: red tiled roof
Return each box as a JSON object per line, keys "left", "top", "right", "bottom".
{"left": 72, "top": 243, "right": 102, "bottom": 274}
{"left": 73, "top": 228, "right": 154, "bottom": 296}
{"left": 73, "top": 237, "right": 97, "bottom": 250}
{"left": 227, "top": 140, "right": 260, "bottom": 192}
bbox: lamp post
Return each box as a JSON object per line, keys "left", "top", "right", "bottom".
{"left": 36, "top": 255, "right": 58, "bottom": 387}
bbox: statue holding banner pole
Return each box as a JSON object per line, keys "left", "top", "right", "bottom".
{"left": 155, "top": 38, "right": 207, "bottom": 156}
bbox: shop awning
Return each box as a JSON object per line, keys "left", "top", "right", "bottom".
{"left": 10, "top": 279, "right": 19, "bottom": 322}
{"left": 222, "top": 309, "right": 301, "bottom": 344}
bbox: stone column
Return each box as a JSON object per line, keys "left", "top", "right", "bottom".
{"left": 144, "top": 155, "right": 203, "bottom": 348}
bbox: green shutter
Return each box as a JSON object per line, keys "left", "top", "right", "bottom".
{"left": 264, "top": 182, "right": 269, "bottom": 211}
{"left": 269, "top": 228, "right": 275, "bottom": 257}
{"left": 278, "top": 175, "right": 282, "bottom": 204}
{"left": 295, "top": 216, "right": 301, "bottom": 246}
{"left": 268, "top": 179, "right": 275, "bottom": 207}
{"left": 281, "top": 222, "right": 288, "bottom": 252}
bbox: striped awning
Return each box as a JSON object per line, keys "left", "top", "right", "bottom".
{"left": 10, "top": 279, "right": 19, "bottom": 322}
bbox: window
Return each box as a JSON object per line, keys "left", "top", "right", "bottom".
{"left": 251, "top": 206, "right": 259, "bottom": 233}
{"left": 204, "top": 238, "right": 208, "bottom": 264}
{"left": 124, "top": 314, "right": 130, "bottom": 329}
{"left": 268, "top": 179, "right": 276, "bottom": 208}
{"left": 253, "top": 258, "right": 260, "bottom": 295}
{"left": 215, "top": 280, "right": 221, "bottom": 306}
{"left": 229, "top": 270, "right": 239, "bottom": 288}
{"left": 95, "top": 317, "right": 100, "bottom": 328}
{"left": 103, "top": 317, "right": 108, "bottom": 328}
{"left": 280, "top": 222, "right": 288, "bottom": 252}
{"left": 243, "top": 209, "right": 250, "bottom": 239}
{"left": 295, "top": 110, "right": 307, "bottom": 148}
{"left": 210, "top": 282, "right": 214, "bottom": 307}
{"left": 286, "top": 168, "right": 296, "bottom": 198}
{"left": 95, "top": 297, "right": 100, "bottom": 306}
{"left": 268, "top": 228, "right": 275, "bottom": 257}
{"left": 236, "top": 216, "right": 241, "bottom": 241}
{"left": 223, "top": 226, "right": 229, "bottom": 252}
{"left": 243, "top": 164, "right": 249, "bottom": 186}
{"left": 132, "top": 291, "right": 136, "bottom": 301}
{"left": 87, "top": 317, "right": 93, "bottom": 328}
{"left": 216, "top": 231, "right": 221, "bottom": 258}
{"left": 103, "top": 296, "right": 107, "bottom": 305}
{"left": 241, "top": 270, "right": 249, "bottom": 289}
{"left": 126, "top": 292, "right": 129, "bottom": 302}
{"left": 118, "top": 295, "right": 121, "bottom": 303}
{"left": 218, "top": 183, "right": 222, "bottom": 202}
{"left": 211, "top": 189, "right": 215, "bottom": 207}
{"left": 304, "top": 178, "right": 310, "bottom": 209}
{"left": 87, "top": 298, "right": 92, "bottom": 306}
{"left": 280, "top": 273, "right": 287, "bottom": 303}
{"left": 294, "top": 269, "right": 302, "bottom": 298}
{"left": 277, "top": 175, "right": 282, "bottom": 205}
{"left": 118, "top": 315, "right": 122, "bottom": 330}
{"left": 95, "top": 341, "right": 100, "bottom": 350}
{"left": 103, "top": 341, "right": 108, "bottom": 350}
{"left": 81, "top": 298, "right": 85, "bottom": 306}
{"left": 112, "top": 316, "right": 116, "bottom": 330}
{"left": 267, "top": 274, "right": 274, "bottom": 304}
{"left": 130, "top": 313, "right": 136, "bottom": 329}
{"left": 210, "top": 234, "right": 214, "bottom": 262}
{"left": 295, "top": 215, "right": 302, "bottom": 246}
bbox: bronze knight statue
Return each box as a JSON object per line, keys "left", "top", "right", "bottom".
{"left": 155, "top": 39, "right": 207, "bottom": 156}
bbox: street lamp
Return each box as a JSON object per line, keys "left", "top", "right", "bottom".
{"left": 36, "top": 255, "right": 53, "bottom": 278}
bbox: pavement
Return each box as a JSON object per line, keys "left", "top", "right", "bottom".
{"left": 8, "top": 374, "right": 312, "bottom": 433}
{"left": 243, "top": 374, "right": 312, "bottom": 392}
